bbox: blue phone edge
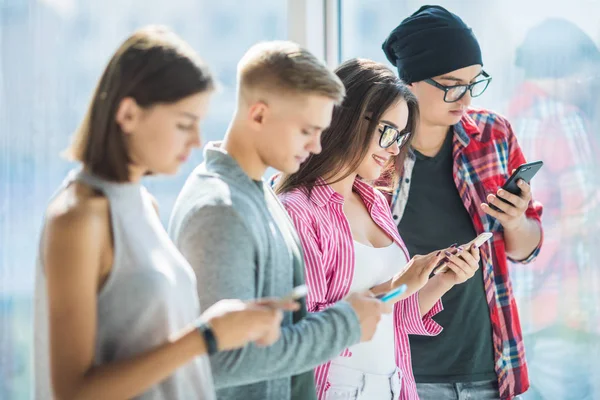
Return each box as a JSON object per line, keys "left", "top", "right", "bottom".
{"left": 379, "top": 284, "right": 408, "bottom": 302}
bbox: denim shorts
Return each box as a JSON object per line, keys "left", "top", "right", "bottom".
{"left": 325, "top": 363, "right": 402, "bottom": 400}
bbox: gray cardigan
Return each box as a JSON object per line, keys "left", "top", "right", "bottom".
{"left": 168, "top": 142, "right": 361, "bottom": 400}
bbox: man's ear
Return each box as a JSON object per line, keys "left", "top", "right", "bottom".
{"left": 406, "top": 81, "right": 418, "bottom": 96}
{"left": 247, "top": 100, "right": 269, "bottom": 129}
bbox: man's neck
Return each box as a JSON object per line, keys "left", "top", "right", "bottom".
{"left": 222, "top": 120, "right": 267, "bottom": 181}
{"left": 411, "top": 121, "right": 451, "bottom": 157}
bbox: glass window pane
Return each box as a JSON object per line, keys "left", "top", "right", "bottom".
{"left": 0, "top": 1, "right": 286, "bottom": 397}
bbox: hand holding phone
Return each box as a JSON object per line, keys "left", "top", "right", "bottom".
{"left": 266, "top": 285, "right": 308, "bottom": 310}
{"left": 433, "top": 232, "right": 492, "bottom": 275}
{"left": 256, "top": 285, "right": 307, "bottom": 310}
{"left": 489, "top": 161, "right": 543, "bottom": 212}
{"left": 280, "top": 285, "right": 308, "bottom": 303}
{"left": 376, "top": 284, "right": 408, "bottom": 303}
{"left": 202, "top": 299, "right": 286, "bottom": 350}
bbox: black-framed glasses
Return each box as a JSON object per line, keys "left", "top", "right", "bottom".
{"left": 365, "top": 117, "right": 411, "bottom": 149}
{"left": 425, "top": 71, "right": 492, "bottom": 103}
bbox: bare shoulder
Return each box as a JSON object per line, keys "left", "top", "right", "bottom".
{"left": 44, "top": 182, "right": 111, "bottom": 252}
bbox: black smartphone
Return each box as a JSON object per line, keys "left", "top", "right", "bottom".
{"left": 490, "top": 161, "right": 543, "bottom": 211}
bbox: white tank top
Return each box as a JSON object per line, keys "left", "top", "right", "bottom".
{"left": 331, "top": 240, "right": 409, "bottom": 375}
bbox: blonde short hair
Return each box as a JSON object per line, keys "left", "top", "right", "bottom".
{"left": 237, "top": 41, "right": 345, "bottom": 103}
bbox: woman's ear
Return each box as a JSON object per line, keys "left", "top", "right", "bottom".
{"left": 115, "top": 97, "right": 142, "bottom": 135}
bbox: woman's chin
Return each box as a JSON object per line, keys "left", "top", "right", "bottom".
{"left": 158, "top": 163, "right": 181, "bottom": 176}
{"left": 359, "top": 167, "right": 382, "bottom": 181}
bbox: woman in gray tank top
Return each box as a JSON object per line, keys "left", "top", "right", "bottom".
{"left": 34, "top": 26, "right": 294, "bottom": 400}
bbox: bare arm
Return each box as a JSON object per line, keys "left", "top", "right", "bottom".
{"left": 418, "top": 244, "right": 480, "bottom": 316}
{"left": 416, "top": 276, "right": 454, "bottom": 317}
{"left": 44, "top": 195, "right": 282, "bottom": 400}
{"left": 369, "top": 251, "right": 443, "bottom": 302}
{"left": 372, "top": 246, "right": 480, "bottom": 317}
{"left": 503, "top": 215, "right": 543, "bottom": 261}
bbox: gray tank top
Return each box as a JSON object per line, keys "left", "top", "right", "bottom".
{"left": 34, "top": 169, "right": 215, "bottom": 399}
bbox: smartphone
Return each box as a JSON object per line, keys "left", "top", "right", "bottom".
{"left": 433, "top": 232, "right": 493, "bottom": 275}
{"left": 376, "top": 284, "right": 408, "bottom": 303}
{"left": 266, "top": 285, "right": 309, "bottom": 309}
{"left": 490, "top": 161, "right": 544, "bottom": 212}
{"left": 280, "top": 285, "right": 308, "bottom": 303}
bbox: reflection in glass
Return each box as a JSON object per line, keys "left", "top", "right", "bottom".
{"left": 509, "top": 17, "right": 600, "bottom": 399}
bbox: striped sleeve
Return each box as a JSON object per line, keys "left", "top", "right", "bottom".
{"left": 398, "top": 293, "right": 443, "bottom": 336}
{"left": 284, "top": 202, "right": 330, "bottom": 313}
{"left": 284, "top": 199, "right": 354, "bottom": 359}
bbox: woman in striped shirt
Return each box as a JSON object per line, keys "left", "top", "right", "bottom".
{"left": 275, "top": 59, "right": 480, "bottom": 400}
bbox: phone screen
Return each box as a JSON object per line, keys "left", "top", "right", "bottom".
{"left": 503, "top": 161, "right": 544, "bottom": 195}
{"left": 433, "top": 232, "right": 492, "bottom": 275}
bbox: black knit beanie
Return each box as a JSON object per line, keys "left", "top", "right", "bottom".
{"left": 382, "top": 5, "right": 483, "bottom": 83}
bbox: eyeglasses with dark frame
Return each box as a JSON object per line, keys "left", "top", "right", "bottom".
{"left": 425, "top": 70, "right": 492, "bottom": 103}
{"left": 365, "top": 117, "right": 411, "bottom": 149}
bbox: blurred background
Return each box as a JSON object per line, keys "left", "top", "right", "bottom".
{"left": 1, "top": 0, "right": 599, "bottom": 398}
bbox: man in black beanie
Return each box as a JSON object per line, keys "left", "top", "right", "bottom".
{"left": 381, "top": 5, "right": 544, "bottom": 400}
{"left": 507, "top": 18, "right": 600, "bottom": 400}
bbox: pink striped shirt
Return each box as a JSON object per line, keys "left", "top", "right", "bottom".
{"left": 278, "top": 177, "right": 443, "bottom": 400}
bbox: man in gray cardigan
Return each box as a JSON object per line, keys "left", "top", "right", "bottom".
{"left": 168, "top": 41, "right": 388, "bottom": 400}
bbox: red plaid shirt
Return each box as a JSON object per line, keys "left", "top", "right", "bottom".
{"left": 389, "top": 108, "right": 544, "bottom": 399}
{"left": 507, "top": 83, "right": 600, "bottom": 336}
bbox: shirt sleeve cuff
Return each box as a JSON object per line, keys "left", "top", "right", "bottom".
{"left": 309, "top": 302, "right": 329, "bottom": 313}
{"left": 399, "top": 293, "right": 443, "bottom": 336}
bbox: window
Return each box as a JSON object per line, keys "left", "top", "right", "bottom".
{"left": 0, "top": 1, "right": 286, "bottom": 397}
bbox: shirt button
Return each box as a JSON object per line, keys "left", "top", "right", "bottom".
{"left": 405, "top": 178, "right": 410, "bottom": 183}
{"left": 393, "top": 215, "right": 399, "bottom": 220}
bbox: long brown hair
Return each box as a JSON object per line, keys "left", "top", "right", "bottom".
{"left": 275, "top": 58, "right": 418, "bottom": 196}
{"left": 65, "top": 26, "right": 214, "bottom": 182}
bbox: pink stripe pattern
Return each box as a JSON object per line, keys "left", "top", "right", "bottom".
{"left": 279, "top": 177, "right": 443, "bottom": 400}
